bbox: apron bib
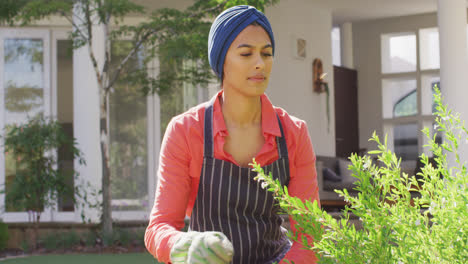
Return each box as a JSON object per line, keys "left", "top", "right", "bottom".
{"left": 189, "top": 99, "right": 292, "bottom": 264}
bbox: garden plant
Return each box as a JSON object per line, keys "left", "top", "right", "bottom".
{"left": 252, "top": 88, "right": 467, "bottom": 264}
{"left": 1, "top": 115, "right": 86, "bottom": 249}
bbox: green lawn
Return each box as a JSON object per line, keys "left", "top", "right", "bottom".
{"left": 0, "top": 253, "right": 163, "bottom": 264}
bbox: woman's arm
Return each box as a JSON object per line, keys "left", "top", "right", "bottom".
{"left": 145, "top": 118, "right": 192, "bottom": 263}
{"left": 282, "top": 121, "right": 320, "bottom": 264}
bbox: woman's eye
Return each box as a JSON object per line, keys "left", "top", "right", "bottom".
{"left": 241, "top": 53, "right": 251, "bottom": 57}
{"left": 262, "top": 53, "right": 272, "bottom": 57}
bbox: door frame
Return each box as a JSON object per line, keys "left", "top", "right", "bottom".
{"left": 0, "top": 28, "right": 52, "bottom": 223}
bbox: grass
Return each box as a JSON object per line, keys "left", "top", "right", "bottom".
{"left": 0, "top": 253, "right": 163, "bottom": 264}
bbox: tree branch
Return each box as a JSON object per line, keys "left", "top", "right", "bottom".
{"left": 106, "top": 28, "right": 158, "bottom": 92}
{"left": 81, "top": 2, "right": 104, "bottom": 89}
{"left": 188, "top": 0, "right": 229, "bottom": 18}
{"left": 106, "top": 0, "right": 228, "bottom": 92}
{"left": 84, "top": 2, "right": 93, "bottom": 45}
{"left": 63, "top": 11, "right": 88, "bottom": 42}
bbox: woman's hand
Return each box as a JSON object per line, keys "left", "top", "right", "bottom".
{"left": 170, "top": 231, "right": 234, "bottom": 264}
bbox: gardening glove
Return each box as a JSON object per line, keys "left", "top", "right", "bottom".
{"left": 170, "top": 231, "right": 234, "bottom": 264}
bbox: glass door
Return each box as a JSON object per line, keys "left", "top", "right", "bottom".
{"left": 0, "top": 29, "right": 51, "bottom": 222}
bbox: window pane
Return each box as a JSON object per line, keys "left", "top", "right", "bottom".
{"left": 109, "top": 41, "right": 148, "bottom": 211}
{"left": 381, "top": 33, "right": 416, "bottom": 73}
{"left": 382, "top": 78, "right": 417, "bottom": 118}
{"left": 3, "top": 38, "right": 45, "bottom": 211}
{"left": 419, "top": 28, "right": 440, "bottom": 70}
{"left": 4, "top": 39, "right": 44, "bottom": 122}
{"left": 421, "top": 74, "right": 440, "bottom": 115}
{"left": 56, "top": 40, "right": 75, "bottom": 212}
{"left": 394, "top": 123, "right": 418, "bottom": 160}
{"left": 182, "top": 61, "right": 201, "bottom": 111}
{"left": 159, "top": 58, "right": 184, "bottom": 139}
{"left": 159, "top": 60, "right": 199, "bottom": 140}
{"left": 332, "top": 27, "right": 341, "bottom": 66}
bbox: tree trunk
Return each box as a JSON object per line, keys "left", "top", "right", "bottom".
{"left": 32, "top": 211, "right": 41, "bottom": 250}
{"left": 101, "top": 88, "right": 112, "bottom": 242}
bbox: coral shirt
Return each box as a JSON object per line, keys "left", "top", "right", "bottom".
{"left": 145, "top": 90, "right": 320, "bottom": 263}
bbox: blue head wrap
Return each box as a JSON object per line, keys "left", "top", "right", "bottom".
{"left": 208, "top": 5, "right": 275, "bottom": 80}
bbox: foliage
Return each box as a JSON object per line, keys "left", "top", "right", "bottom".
{"left": 42, "top": 230, "right": 80, "bottom": 250}
{"left": 0, "top": 221, "right": 8, "bottom": 250}
{"left": 252, "top": 87, "right": 468, "bottom": 263}
{"left": 0, "top": 0, "right": 30, "bottom": 26}
{"left": 2, "top": 115, "right": 85, "bottom": 216}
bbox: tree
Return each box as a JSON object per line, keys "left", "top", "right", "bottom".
{"left": 2, "top": 0, "right": 279, "bottom": 239}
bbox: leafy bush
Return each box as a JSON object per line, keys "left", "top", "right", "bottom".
{"left": 2, "top": 114, "right": 85, "bottom": 216}
{"left": 252, "top": 88, "right": 467, "bottom": 264}
{"left": 42, "top": 230, "right": 81, "bottom": 250}
{"left": 1, "top": 114, "right": 85, "bottom": 248}
{"left": 84, "top": 230, "right": 98, "bottom": 247}
{"left": 62, "top": 231, "right": 81, "bottom": 249}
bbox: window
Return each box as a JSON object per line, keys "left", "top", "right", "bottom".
{"left": 382, "top": 78, "right": 417, "bottom": 118}
{"left": 381, "top": 29, "right": 441, "bottom": 164}
{"left": 56, "top": 38, "right": 74, "bottom": 212}
{"left": 381, "top": 33, "right": 417, "bottom": 74}
{"left": 393, "top": 123, "right": 419, "bottom": 160}
{"left": 331, "top": 27, "right": 341, "bottom": 66}
{"left": 0, "top": 29, "right": 52, "bottom": 222}
{"left": 109, "top": 41, "right": 149, "bottom": 212}
{"left": 419, "top": 28, "right": 440, "bottom": 70}
{"left": 159, "top": 59, "right": 208, "bottom": 140}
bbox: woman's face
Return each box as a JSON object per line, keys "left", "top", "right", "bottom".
{"left": 222, "top": 25, "right": 273, "bottom": 97}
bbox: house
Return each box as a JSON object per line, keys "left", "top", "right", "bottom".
{"left": 0, "top": 0, "right": 466, "bottom": 224}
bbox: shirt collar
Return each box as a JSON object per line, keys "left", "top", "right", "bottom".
{"left": 211, "top": 90, "right": 282, "bottom": 137}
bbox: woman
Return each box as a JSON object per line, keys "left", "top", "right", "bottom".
{"left": 145, "top": 5, "right": 320, "bottom": 264}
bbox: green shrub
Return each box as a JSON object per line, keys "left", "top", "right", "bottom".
{"left": 131, "top": 227, "right": 146, "bottom": 247}
{"left": 252, "top": 87, "right": 467, "bottom": 264}
{"left": 42, "top": 230, "right": 81, "bottom": 250}
{"left": 20, "top": 239, "right": 30, "bottom": 253}
{"left": 42, "top": 233, "right": 60, "bottom": 250}
{"left": 113, "top": 228, "right": 131, "bottom": 246}
{"left": 100, "top": 229, "right": 116, "bottom": 246}
{"left": 84, "top": 231, "right": 98, "bottom": 247}
{"left": 1, "top": 114, "right": 86, "bottom": 249}
{"left": 0, "top": 221, "right": 8, "bottom": 250}
{"left": 62, "top": 231, "right": 80, "bottom": 249}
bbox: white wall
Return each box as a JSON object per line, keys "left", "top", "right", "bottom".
{"left": 266, "top": 0, "right": 335, "bottom": 156}
{"left": 353, "top": 13, "right": 437, "bottom": 152}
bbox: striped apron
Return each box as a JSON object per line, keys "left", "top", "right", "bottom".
{"left": 189, "top": 100, "right": 292, "bottom": 264}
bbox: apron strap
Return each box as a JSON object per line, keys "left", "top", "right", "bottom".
{"left": 275, "top": 114, "right": 289, "bottom": 160}
{"left": 203, "top": 99, "right": 215, "bottom": 158}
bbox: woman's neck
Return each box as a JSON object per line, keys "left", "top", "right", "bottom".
{"left": 221, "top": 89, "right": 262, "bottom": 128}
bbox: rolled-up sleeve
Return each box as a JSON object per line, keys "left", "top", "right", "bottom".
{"left": 144, "top": 117, "right": 192, "bottom": 263}
{"left": 282, "top": 121, "right": 320, "bottom": 264}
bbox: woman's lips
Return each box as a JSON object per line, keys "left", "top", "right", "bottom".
{"left": 248, "top": 76, "right": 266, "bottom": 82}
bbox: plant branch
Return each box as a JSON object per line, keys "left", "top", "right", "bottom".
{"left": 188, "top": 0, "right": 229, "bottom": 18}
{"left": 106, "top": 28, "right": 158, "bottom": 91}
{"left": 63, "top": 11, "right": 88, "bottom": 41}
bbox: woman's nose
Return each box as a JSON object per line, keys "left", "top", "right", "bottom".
{"left": 254, "top": 54, "right": 265, "bottom": 70}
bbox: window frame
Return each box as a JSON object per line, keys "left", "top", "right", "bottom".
{"left": 381, "top": 28, "right": 440, "bottom": 163}
{"left": 0, "top": 28, "right": 52, "bottom": 223}
{"left": 0, "top": 27, "right": 161, "bottom": 223}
